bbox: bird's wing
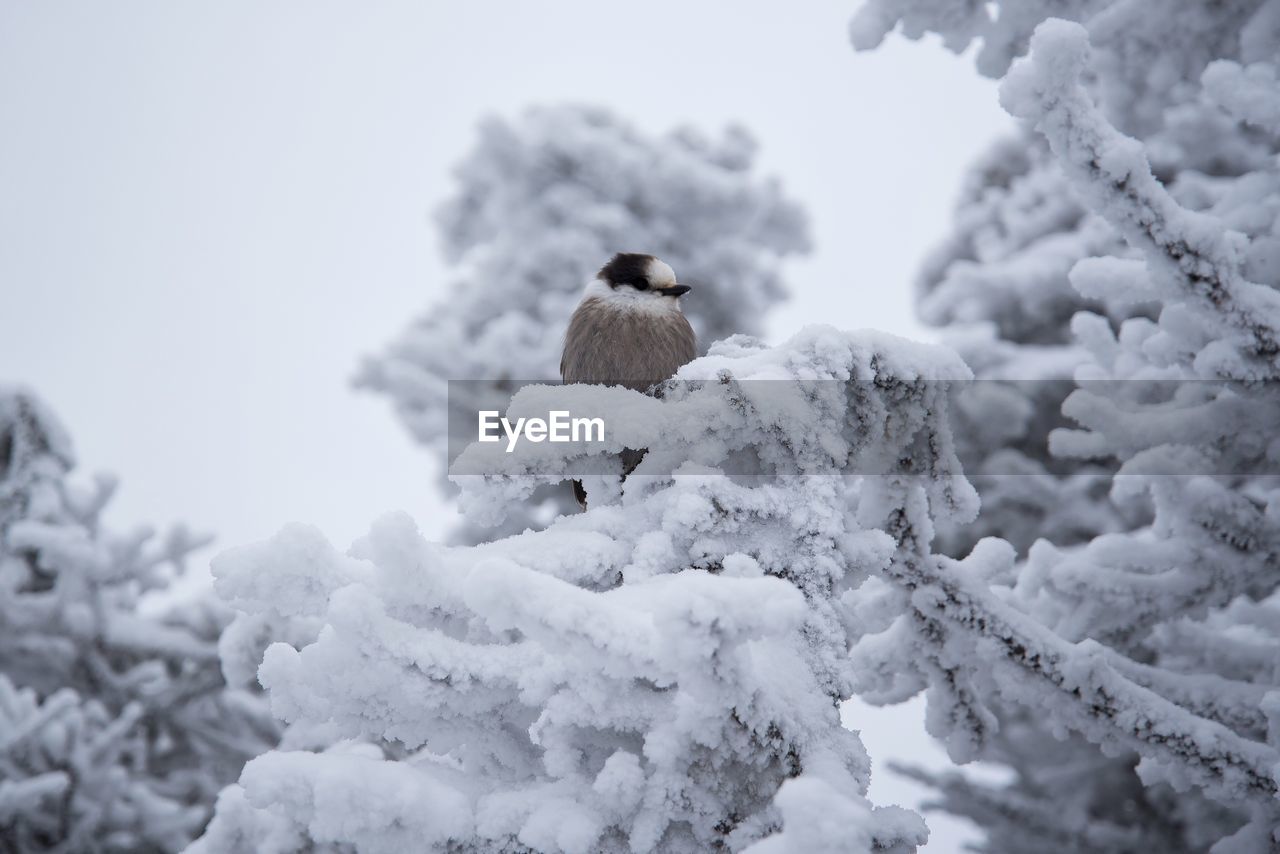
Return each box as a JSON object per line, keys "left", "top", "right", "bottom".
{"left": 677, "top": 313, "right": 697, "bottom": 365}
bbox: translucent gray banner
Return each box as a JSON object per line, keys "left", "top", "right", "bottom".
{"left": 445, "top": 379, "right": 1279, "bottom": 477}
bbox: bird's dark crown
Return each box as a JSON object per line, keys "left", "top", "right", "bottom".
{"left": 598, "top": 253, "right": 657, "bottom": 290}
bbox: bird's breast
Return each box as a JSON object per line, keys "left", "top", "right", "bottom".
{"left": 561, "top": 299, "right": 697, "bottom": 390}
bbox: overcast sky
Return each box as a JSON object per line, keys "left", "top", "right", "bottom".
{"left": 1, "top": 3, "right": 1012, "bottom": 849}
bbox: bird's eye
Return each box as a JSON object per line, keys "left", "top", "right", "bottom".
{"left": 632, "top": 279, "right": 649, "bottom": 291}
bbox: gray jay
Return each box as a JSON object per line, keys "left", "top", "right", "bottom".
{"left": 560, "top": 252, "right": 697, "bottom": 507}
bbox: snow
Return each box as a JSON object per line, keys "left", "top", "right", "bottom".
{"left": 850, "top": 4, "right": 1280, "bottom": 848}
{"left": 1203, "top": 60, "right": 1280, "bottom": 135}
{"left": 193, "top": 328, "right": 978, "bottom": 851}
{"left": 0, "top": 389, "right": 278, "bottom": 851}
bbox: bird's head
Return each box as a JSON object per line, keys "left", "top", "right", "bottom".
{"left": 591, "top": 253, "right": 692, "bottom": 304}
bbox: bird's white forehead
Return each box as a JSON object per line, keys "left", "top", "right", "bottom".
{"left": 647, "top": 258, "right": 677, "bottom": 287}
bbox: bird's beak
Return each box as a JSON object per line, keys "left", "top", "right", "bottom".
{"left": 658, "top": 284, "right": 691, "bottom": 297}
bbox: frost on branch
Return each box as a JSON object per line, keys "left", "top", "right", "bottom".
{"left": 851, "top": 1, "right": 1280, "bottom": 847}
{"left": 193, "top": 326, "right": 981, "bottom": 853}
{"left": 0, "top": 676, "right": 205, "bottom": 852}
{"left": 850, "top": 0, "right": 1268, "bottom": 133}
{"left": 1203, "top": 60, "right": 1280, "bottom": 136}
{"left": 356, "top": 104, "right": 809, "bottom": 542}
{"left": 1000, "top": 20, "right": 1280, "bottom": 370}
{"left": 999, "top": 18, "right": 1280, "bottom": 653}
{"left": 0, "top": 388, "right": 278, "bottom": 851}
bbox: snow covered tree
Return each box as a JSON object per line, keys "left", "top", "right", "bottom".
{"left": 906, "top": 126, "right": 1147, "bottom": 560}
{"left": 0, "top": 389, "right": 278, "bottom": 852}
{"left": 190, "top": 326, "right": 990, "bottom": 853}
{"left": 356, "top": 104, "right": 810, "bottom": 542}
{"left": 852, "top": 3, "right": 1280, "bottom": 849}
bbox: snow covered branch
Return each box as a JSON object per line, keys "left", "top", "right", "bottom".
{"left": 1000, "top": 19, "right": 1280, "bottom": 368}
{"left": 195, "top": 327, "right": 986, "bottom": 853}
{"left": 851, "top": 5, "right": 1280, "bottom": 846}
{"left": 0, "top": 388, "right": 278, "bottom": 850}
{"left": 885, "top": 536, "right": 1279, "bottom": 806}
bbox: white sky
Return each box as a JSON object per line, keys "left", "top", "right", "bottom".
{"left": 1, "top": 3, "right": 1013, "bottom": 850}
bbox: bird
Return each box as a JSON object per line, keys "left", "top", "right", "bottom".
{"left": 560, "top": 252, "right": 697, "bottom": 508}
